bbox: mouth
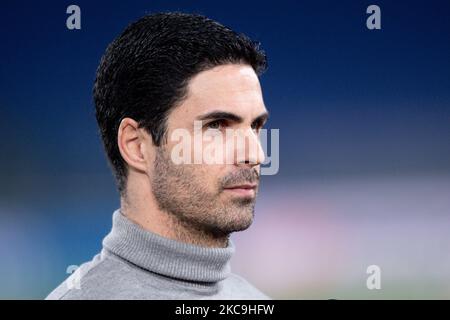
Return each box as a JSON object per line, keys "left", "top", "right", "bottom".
{"left": 223, "top": 184, "right": 257, "bottom": 197}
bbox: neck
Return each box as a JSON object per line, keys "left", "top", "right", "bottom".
{"left": 121, "top": 182, "right": 229, "bottom": 248}
{"left": 102, "top": 210, "right": 235, "bottom": 283}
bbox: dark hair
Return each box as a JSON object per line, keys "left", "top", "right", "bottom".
{"left": 93, "top": 12, "right": 267, "bottom": 194}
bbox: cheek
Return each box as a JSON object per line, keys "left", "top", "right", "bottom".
{"left": 202, "top": 132, "right": 238, "bottom": 165}
{"left": 193, "top": 164, "right": 226, "bottom": 191}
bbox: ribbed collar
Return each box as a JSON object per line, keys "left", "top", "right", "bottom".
{"left": 102, "top": 209, "right": 235, "bottom": 283}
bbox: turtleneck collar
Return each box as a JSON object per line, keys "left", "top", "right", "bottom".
{"left": 102, "top": 209, "right": 235, "bottom": 283}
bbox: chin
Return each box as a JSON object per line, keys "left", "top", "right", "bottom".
{"left": 223, "top": 209, "right": 255, "bottom": 233}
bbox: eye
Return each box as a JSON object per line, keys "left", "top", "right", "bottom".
{"left": 206, "top": 119, "right": 227, "bottom": 130}
{"left": 251, "top": 119, "right": 265, "bottom": 132}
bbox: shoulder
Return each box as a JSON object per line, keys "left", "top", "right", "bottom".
{"left": 45, "top": 251, "right": 149, "bottom": 300}
{"left": 223, "top": 273, "right": 271, "bottom": 300}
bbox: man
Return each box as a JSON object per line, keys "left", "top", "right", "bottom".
{"left": 47, "top": 12, "right": 270, "bottom": 300}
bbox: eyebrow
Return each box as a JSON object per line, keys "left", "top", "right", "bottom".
{"left": 196, "top": 110, "right": 269, "bottom": 125}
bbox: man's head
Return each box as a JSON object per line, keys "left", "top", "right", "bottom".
{"left": 94, "top": 13, "right": 268, "bottom": 237}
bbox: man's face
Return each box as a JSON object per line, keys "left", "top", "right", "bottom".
{"left": 150, "top": 64, "right": 268, "bottom": 236}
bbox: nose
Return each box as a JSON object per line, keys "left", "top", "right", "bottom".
{"left": 235, "top": 128, "right": 265, "bottom": 166}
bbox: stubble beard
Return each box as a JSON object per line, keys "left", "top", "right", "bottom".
{"left": 151, "top": 146, "right": 258, "bottom": 240}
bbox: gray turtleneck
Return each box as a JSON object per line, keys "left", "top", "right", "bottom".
{"left": 46, "top": 210, "right": 269, "bottom": 300}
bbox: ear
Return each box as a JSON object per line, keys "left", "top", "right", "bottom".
{"left": 117, "top": 118, "right": 149, "bottom": 173}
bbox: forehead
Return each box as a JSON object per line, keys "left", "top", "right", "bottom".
{"left": 171, "top": 64, "right": 266, "bottom": 123}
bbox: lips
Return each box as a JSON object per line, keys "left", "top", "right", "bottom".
{"left": 223, "top": 183, "right": 257, "bottom": 197}
{"left": 224, "top": 183, "right": 257, "bottom": 190}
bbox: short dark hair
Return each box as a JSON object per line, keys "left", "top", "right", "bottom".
{"left": 93, "top": 12, "right": 267, "bottom": 194}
